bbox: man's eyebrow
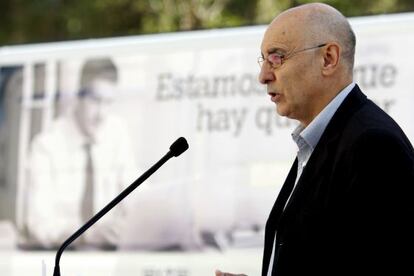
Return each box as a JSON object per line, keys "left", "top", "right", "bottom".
{"left": 261, "top": 47, "right": 286, "bottom": 58}
{"left": 268, "top": 47, "right": 286, "bottom": 55}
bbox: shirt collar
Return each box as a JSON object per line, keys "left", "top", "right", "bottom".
{"left": 292, "top": 82, "right": 355, "bottom": 150}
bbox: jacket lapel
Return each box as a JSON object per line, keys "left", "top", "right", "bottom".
{"left": 262, "top": 158, "right": 298, "bottom": 275}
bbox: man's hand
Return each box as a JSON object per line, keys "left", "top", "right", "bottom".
{"left": 215, "top": 269, "right": 247, "bottom": 276}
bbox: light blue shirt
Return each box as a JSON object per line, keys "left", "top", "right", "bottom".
{"left": 267, "top": 82, "right": 355, "bottom": 276}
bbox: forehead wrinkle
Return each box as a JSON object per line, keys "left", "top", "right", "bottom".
{"left": 264, "top": 20, "right": 303, "bottom": 53}
{"left": 262, "top": 30, "right": 290, "bottom": 54}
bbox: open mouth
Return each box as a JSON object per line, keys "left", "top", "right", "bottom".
{"left": 268, "top": 92, "right": 281, "bottom": 103}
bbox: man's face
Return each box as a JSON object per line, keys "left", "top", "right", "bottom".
{"left": 259, "top": 14, "right": 323, "bottom": 125}
{"left": 76, "top": 79, "right": 115, "bottom": 138}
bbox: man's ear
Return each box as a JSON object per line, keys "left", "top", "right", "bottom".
{"left": 321, "top": 43, "right": 341, "bottom": 76}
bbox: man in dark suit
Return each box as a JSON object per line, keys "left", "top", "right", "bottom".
{"left": 216, "top": 3, "right": 414, "bottom": 276}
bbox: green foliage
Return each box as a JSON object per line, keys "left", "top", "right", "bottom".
{"left": 0, "top": 0, "right": 413, "bottom": 45}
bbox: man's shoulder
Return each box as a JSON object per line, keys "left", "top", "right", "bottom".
{"left": 31, "top": 117, "right": 77, "bottom": 149}
{"left": 335, "top": 97, "right": 413, "bottom": 155}
{"left": 335, "top": 85, "right": 401, "bottom": 134}
{"left": 326, "top": 85, "right": 412, "bottom": 150}
{"left": 348, "top": 98, "right": 402, "bottom": 135}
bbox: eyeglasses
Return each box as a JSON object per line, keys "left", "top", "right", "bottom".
{"left": 258, "top": 43, "right": 327, "bottom": 69}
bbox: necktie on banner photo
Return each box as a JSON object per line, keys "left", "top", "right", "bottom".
{"left": 81, "top": 142, "right": 94, "bottom": 223}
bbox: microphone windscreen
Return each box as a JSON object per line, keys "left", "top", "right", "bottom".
{"left": 169, "top": 137, "right": 189, "bottom": 157}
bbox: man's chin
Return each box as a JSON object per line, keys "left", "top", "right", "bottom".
{"left": 276, "top": 105, "right": 288, "bottom": 117}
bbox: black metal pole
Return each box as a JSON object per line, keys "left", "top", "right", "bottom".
{"left": 53, "top": 151, "right": 174, "bottom": 276}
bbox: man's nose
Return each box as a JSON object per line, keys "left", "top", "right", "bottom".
{"left": 258, "top": 64, "right": 276, "bottom": 85}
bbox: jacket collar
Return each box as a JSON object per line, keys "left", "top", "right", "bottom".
{"left": 279, "top": 84, "right": 368, "bottom": 220}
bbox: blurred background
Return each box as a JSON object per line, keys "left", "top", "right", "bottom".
{"left": 1, "top": 1, "right": 414, "bottom": 276}
{"left": 1, "top": 0, "right": 414, "bottom": 46}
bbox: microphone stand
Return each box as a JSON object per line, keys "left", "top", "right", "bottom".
{"left": 53, "top": 145, "right": 183, "bottom": 276}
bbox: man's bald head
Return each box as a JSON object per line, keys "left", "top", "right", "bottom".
{"left": 259, "top": 3, "right": 356, "bottom": 125}
{"left": 270, "top": 3, "right": 356, "bottom": 73}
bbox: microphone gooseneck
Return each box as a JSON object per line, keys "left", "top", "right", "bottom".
{"left": 53, "top": 137, "right": 189, "bottom": 276}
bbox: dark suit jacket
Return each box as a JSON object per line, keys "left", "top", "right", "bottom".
{"left": 262, "top": 84, "right": 414, "bottom": 276}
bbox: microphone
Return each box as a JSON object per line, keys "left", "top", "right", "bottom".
{"left": 169, "top": 136, "right": 189, "bottom": 157}
{"left": 53, "top": 137, "right": 189, "bottom": 276}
